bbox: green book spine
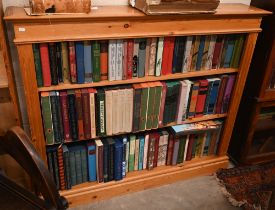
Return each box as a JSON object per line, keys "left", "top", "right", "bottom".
{"left": 177, "top": 136, "right": 187, "bottom": 164}
{"left": 80, "top": 148, "right": 88, "bottom": 182}
{"left": 232, "top": 35, "right": 245, "bottom": 68}
{"left": 146, "top": 86, "right": 156, "bottom": 130}
{"left": 218, "top": 36, "right": 229, "bottom": 68}
{"left": 74, "top": 150, "right": 83, "bottom": 184}
{"left": 96, "top": 90, "right": 106, "bottom": 136}
{"left": 92, "top": 41, "right": 101, "bottom": 82}
{"left": 128, "top": 135, "right": 136, "bottom": 172}
{"left": 41, "top": 92, "right": 54, "bottom": 145}
{"left": 152, "top": 85, "right": 163, "bottom": 129}
{"left": 229, "top": 35, "right": 240, "bottom": 68}
{"left": 139, "top": 86, "right": 149, "bottom": 131}
{"left": 33, "top": 44, "right": 43, "bottom": 87}
{"left": 69, "top": 150, "right": 77, "bottom": 186}
{"left": 195, "top": 134, "right": 204, "bottom": 157}
{"left": 61, "top": 42, "right": 70, "bottom": 83}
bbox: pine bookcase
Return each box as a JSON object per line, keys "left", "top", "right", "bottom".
{"left": 4, "top": 4, "right": 270, "bottom": 207}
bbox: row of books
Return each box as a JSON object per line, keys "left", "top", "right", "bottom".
{"left": 40, "top": 74, "right": 235, "bottom": 145}
{"left": 46, "top": 120, "right": 223, "bottom": 190}
{"left": 33, "top": 34, "right": 245, "bottom": 87}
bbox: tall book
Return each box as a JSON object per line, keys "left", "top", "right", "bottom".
{"left": 48, "top": 43, "right": 58, "bottom": 85}
{"left": 60, "top": 91, "right": 71, "bottom": 142}
{"left": 162, "top": 36, "right": 175, "bottom": 75}
{"left": 92, "top": 41, "right": 101, "bottom": 82}
{"left": 75, "top": 89, "right": 84, "bottom": 140}
{"left": 212, "top": 35, "right": 224, "bottom": 69}
{"left": 157, "top": 131, "right": 169, "bottom": 166}
{"left": 190, "top": 36, "right": 201, "bottom": 71}
{"left": 107, "top": 138, "right": 115, "bottom": 181}
{"left": 196, "top": 36, "right": 206, "bottom": 70}
{"left": 127, "top": 39, "right": 134, "bottom": 79}
{"left": 182, "top": 36, "right": 193, "bottom": 72}
{"left": 143, "top": 134, "right": 149, "bottom": 169}
{"left": 116, "top": 40, "right": 123, "bottom": 80}
{"left": 223, "top": 36, "right": 235, "bottom": 68}
{"left": 205, "top": 35, "right": 217, "bottom": 70}
{"left": 61, "top": 42, "right": 70, "bottom": 83}
{"left": 105, "top": 90, "right": 113, "bottom": 136}
{"left": 108, "top": 40, "right": 116, "bottom": 81}
{"left": 123, "top": 40, "right": 128, "bottom": 79}
{"left": 147, "top": 133, "right": 156, "bottom": 170}
{"left": 139, "top": 83, "right": 150, "bottom": 131}
{"left": 41, "top": 92, "right": 54, "bottom": 145}
{"left": 33, "top": 43, "right": 43, "bottom": 87}
{"left": 171, "top": 136, "right": 180, "bottom": 165}
{"left": 177, "top": 135, "right": 187, "bottom": 164}
{"left": 148, "top": 38, "right": 157, "bottom": 76}
{"left": 134, "top": 138, "right": 140, "bottom": 171}
{"left": 83, "top": 41, "right": 93, "bottom": 83}
{"left": 100, "top": 40, "right": 108, "bottom": 80}
{"left": 176, "top": 80, "right": 188, "bottom": 124}
{"left": 62, "top": 145, "right": 71, "bottom": 189}
{"left": 122, "top": 137, "right": 127, "bottom": 177}
{"left": 215, "top": 75, "right": 229, "bottom": 114}
{"left": 172, "top": 36, "right": 186, "bottom": 73}
{"left": 153, "top": 132, "right": 160, "bottom": 168}
{"left": 155, "top": 37, "right": 164, "bottom": 76}
{"left": 80, "top": 145, "right": 88, "bottom": 183}
{"left": 95, "top": 139, "right": 104, "bottom": 183}
{"left": 128, "top": 135, "right": 136, "bottom": 172}
{"left": 87, "top": 141, "right": 97, "bottom": 182}
{"left": 114, "top": 139, "right": 123, "bottom": 181}
{"left": 221, "top": 75, "right": 236, "bottom": 113}
{"left": 200, "top": 35, "right": 210, "bottom": 70}
{"left": 152, "top": 82, "right": 163, "bottom": 129}
{"left": 205, "top": 78, "right": 220, "bottom": 114}
{"left": 138, "top": 135, "right": 145, "bottom": 170}
{"left": 54, "top": 43, "right": 63, "bottom": 82}
{"left": 195, "top": 80, "right": 209, "bottom": 117}
{"left": 89, "top": 88, "right": 97, "bottom": 138}
{"left": 95, "top": 89, "right": 106, "bottom": 136}
{"left": 102, "top": 139, "right": 109, "bottom": 182}
{"left": 39, "top": 43, "right": 51, "bottom": 86}
{"left": 68, "top": 42, "right": 77, "bottom": 83}
{"left": 187, "top": 81, "right": 200, "bottom": 118}
{"left": 145, "top": 83, "right": 156, "bottom": 130}
{"left": 67, "top": 90, "right": 78, "bottom": 141}
{"left": 138, "top": 38, "right": 147, "bottom": 78}
{"left": 132, "top": 39, "right": 139, "bottom": 78}
{"left": 81, "top": 89, "right": 91, "bottom": 139}
{"left": 75, "top": 41, "right": 85, "bottom": 84}
{"left": 158, "top": 82, "right": 167, "bottom": 127}
{"left": 230, "top": 34, "right": 245, "bottom": 68}
{"left": 166, "top": 134, "right": 174, "bottom": 165}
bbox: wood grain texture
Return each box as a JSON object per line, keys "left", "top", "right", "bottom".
{"left": 38, "top": 68, "right": 238, "bottom": 92}
{"left": 16, "top": 44, "right": 46, "bottom": 161}
{"left": 0, "top": 50, "right": 8, "bottom": 88}
{"left": 218, "top": 33, "right": 258, "bottom": 156}
{"left": 61, "top": 155, "right": 228, "bottom": 207}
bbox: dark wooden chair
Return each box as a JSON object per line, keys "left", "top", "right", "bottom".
{"left": 0, "top": 126, "right": 68, "bottom": 210}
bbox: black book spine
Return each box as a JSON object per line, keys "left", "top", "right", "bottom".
{"left": 204, "top": 81, "right": 214, "bottom": 114}
{"left": 48, "top": 43, "right": 58, "bottom": 85}
{"left": 108, "top": 142, "right": 115, "bottom": 181}
{"left": 132, "top": 88, "right": 142, "bottom": 131}
{"left": 67, "top": 92, "right": 78, "bottom": 141}
{"left": 46, "top": 150, "right": 55, "bottom": 180}
{"left": 52, "top": 149, "right": 60, "bottom": 190}
{"left": 74, "top": 150, "right": 83, "bottom": 184}
{"left": 186, "top": 83, "right": 194, "bottom": 118}
{"left": 56, "top": 42, "right": 63, "bottom": 83}
{"left": 172, "top": 37, "right": 186, "bottom": 73}
{"left": 50, "top": 93, "right": 61, "bottom": 143}
{"left": 103, "top": 142, "right": 109, "bottom": 182}
{"left": 80, "top": 148, "right": 88, "bottom": 183}
{"left": 55, "top": 93, "right": 64, "bottom": 142}
{"left": 96, "top": 90, "right": 106, "bottom": 136}
{"left": 63, "top": 150, "right": 71, "bottom": 189}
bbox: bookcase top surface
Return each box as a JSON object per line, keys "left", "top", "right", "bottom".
{"left": 4, "top": 4, "right": 271, "bottom": 22}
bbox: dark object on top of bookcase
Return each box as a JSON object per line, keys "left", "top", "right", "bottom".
{"left": 129, "top": 0, "right": 220, "bottom": 15}
{"left": 229, "top": 0, "right": 275, "bottom": 165}
{"left": 0, "top": 126, "right": 68, "bottom": 210}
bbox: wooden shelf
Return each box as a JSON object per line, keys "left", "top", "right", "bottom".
{"left": 38, "top": 68, "right": 238, "bottom": 92}
{"left": 61, "top": 155, "right": 229, "bottom": 207}
{"left": 0, "top": 50, "right": 8, "bottom": 89}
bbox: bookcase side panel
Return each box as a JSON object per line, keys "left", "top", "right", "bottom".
{"left": 16, "top": 44, "right": 46, "bottom": 161}
{"left": 218, "top": 32, "right": 258, "bottom": 156}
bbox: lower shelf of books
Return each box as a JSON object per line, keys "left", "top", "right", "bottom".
{"left": 61, "top": 155, "right": 228, "bottom": 207}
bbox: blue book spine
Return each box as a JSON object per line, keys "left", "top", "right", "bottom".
{"left": 122, "top": 137, "right": 127, "bottom": 177}
{"left": 207, "top": 80, "right": 220, "bottom": 114}
{"left": 87, "top": 142, "right": 97, "bottom": 182}
{"left": 203, "top": 132, "right": 212, "bottom": 156}
{"left": 223, "top": 37, "right": 235, "bottom": 68}
{"left": 103, "top": 141, "right": 109, "bottom": 182}
{"left": 114, "top": 139, "right": 123, "bottom": 181}
{"left": 204, "top": 81, "right": 214, "bottom": 115}
{"left": 138, "top": 136, "right": 145, "bottom": 170}
{"left": 196, "top": 36, "right": 206, "bottom": 70}
{"left": 84, "top": 41, "right": 93, "bottom": 83}
{"left": 75, "top": 41, "right": 85, "bottom": 84}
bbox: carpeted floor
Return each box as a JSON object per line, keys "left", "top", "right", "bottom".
{"left": 69, "top": 175, "right": 240, "bottom": 210}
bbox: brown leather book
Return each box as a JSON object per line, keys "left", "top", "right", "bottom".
{"left": 81, "top": 89, "right": 91, "bottom": 139}
{"left": 166, "top": 134, "right": 174, "bottom": 165}
{"left": 75, "top": 89, "right": 85, "bottom": 140}
{"left": 57, "top": 146, "right": 66, "bottom": 190}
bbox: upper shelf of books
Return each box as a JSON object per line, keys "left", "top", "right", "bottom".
{"left": 4, "top": 4, "right": 271, "bottom": 44}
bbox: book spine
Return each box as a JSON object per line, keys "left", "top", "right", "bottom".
{"left": 177, "top": 136, "right": 186, "bottom": 164}
{"left": 52, "top": 150, "right": 60, "bottom": 189}
{"left": 74, "top": 150, "right": 83, "bottom": 184}
{"left": 89, "top": 92, "right": 96, "bottom": 138}
{"left": 108, "top": 142, "right": 114, "bottom": 181}
{"left": 188, "top": 82, "right": 200, "bottom": 118}
{"left": 171, "top": 136, "right": 180, "bottom": 165}
{"left": 186, "top": 134, "right": 195, "bottom": 161}
{"left": 61, "top": 42, "right": 70, "bottom": 83}
{"left": 196, "top": 36, "right": 206, "bottom": 70}
{"left": 32, "top": 43, "right": 43, "bottom": 87}
{"left": 146, "top": 86, "right": 156, "bottom": 130}
{"left": 195, "top": 80, "right": 209, "bottom": 117}
{"left": 182, "top": 36, "right": 193, "bottom": 72}
{"left": 143, "top": 134, "right": 149, "bottom": 169}
{"left": 60, "top": 91, "right": 71, "bottom": 141}
{"left": 206, "top": 80, "right": 220, "bottom": 114}
{"left": 103, "top": 142, "right": 109, "bottom": 182}
{"left": 139, "top": 86, "right": 149, "bottom": 131}
{"left": 62, "top": 146, "right": 71, "bottom": 189}
{"left": 84, "top": 41, "right": 93, "bottom": 83}
{"left": 152, "top": 85, "right": 163, "bottom": 129}
{"left": 56, "top": 43, "right": 63, "bottom": 83}
{"left": 144, "top": 39, "right": 150, "bottom": 76}
{"left": 108, "top": 40, "right": 116, "bottom": 81}
{"left": 223, "top": 36, "right": 235, "bottom": 68}
{"left": 48, "top": 43, "right": 58, "bottom": 85}
{"left": 126, "top": 139, "right": 130, "bottom": 173}
{"left": 81, "top": 90, "right": 91, "bottom": 139}
{"left": 138, "top": 39, "right": 147, "bottom": 78}
{"left": 162, "top": 37, "right": 175, "bottom": 75}
{"left": 201, "top": 36, "right": 210, "bottom": 70}
{"left": 41, "top": 92, "right": 54, "bottom": 145}
{"left": 134, "top": 138, "right": 140, "bottom": 171}
{"left": 138, "top": 136, "right": 145, "bottom": 170}
{"left": 105, "top": 91, "right": 113, "bottom": 136}
{"left": 87, "top": 143, "right": 97, "bottom": 181}
{"left": 122, "top": 137, "right": 127, "bottom": 177}
{"left": 97, "top": 144, "right": 104, "bottom": 183}
{"left": 122, "top": 40, "right": 128, "bottom": 80}
{"left": 147, "top": 134, "right": 156, "bottom": 170}
{"left": 221, "top": 75, "right": 236, "bottom": 113}
{"left": 172, "top": 36, "right": 186, "bottom": 73}
{"left": 49, "top": 92, "right": 62, "bottom": 143}
{"left": 190, "top": 36, "right": 201, "bottom": 71}
{"left": 69, "top": 150, "right": 76, "bottom": 186}
{"left": 148, "top": 38, "right": 157, "bottom": 76}
{"left": 68, "top": 42, "right": 77, "bottom": 83}
{"left": 114, "top": 143, "right": 123, "bottom": 181}
{"left": 166, "top": 134, "right": 174, "bottom": 165}
{"left": 176, "top": 82, "right": 187, "bottom": 124}
{"left": 127, "top": 39, "right": 134, "bottom": 79}
{"left": 212, "top": 36, "right": 224, "bottom": 69}
{"left": 205, "top": 35, "right": 217, "bottom": 70}
{"left": 158, "top": 82, "right": 167, "bottom": 127}
{"left": 96, "top": 90, "right": 106, "bottom": 136}
{"left": 132, "top": 39, "right": 139, "bottom": 78}
{"left": 116, "top": 40, "right": 123, "bottom": 80}
{"left": 153, "top": 133, "right": 159, "bottom": 168}
{"left": 155, "top": 37, "right": 164, "bottom": 76}
{"left": 75, "top": 90, "right": 84, "bottom": 140}
{"left": 80, "top": 147, "right": 88, "bottom": 182}
{"left": 100, "top": 41, "right": 108, "bottom": 80}
{"left": 232, "top": 35, "right": 245, "bottom": 68}
{"left": 39, "top": 43, "right": 52, "bottom": 86}
{"left": 128, "top": 135, "right": 135, "bottom": 172}
{"left": 132, "top": 88, "right": 142, "bottom": 132}
{"left": 57, "top": 146, "right": 66, "bottom": 190}
{"left": 92, "top": 41, "right": 101, "bottom": 82}
{"left": 67, "top": 91, "right": 78, "bottom": 141}
{"left": 215, "top": 76, "right": 229, "bottom": 114}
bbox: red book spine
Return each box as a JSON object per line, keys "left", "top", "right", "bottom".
{"left": 158, "top": 82, "right": 167, "bottom": 127}
{"left": 186, "top": 134, "right": 195, "bottom": 161}
{"left": 81, "top": 89, "right": 91, "bottom": 139}
{"left": 161, "top": 37, "right": 171, "bottom": 75}
{"left": 167, "top": 37, "right": 175, "bottom": 75}
{"left": 100, "top": 41, "right": 108, "bottom": 81}
{"left": 127, "top": 40, "right": 134, "bottom": 79}
{"left": 98, "top": 145, "right": 104, "bottom": 183}
{"left": 195, "top": 80, "right": 209, "bottom": 117}
{"left": 122, "top": 40, "right": 128, "bottom": 80}
{"left": 166, "top": 134, "right": 174, "bottom": 165}
{"left": 153, "top": 133, "right": 160, "bottom": 168}
{"left": 75, "top": 90, "right": 85, "bottom": 140}
{"left": 212, "top": 36, "right": 224, "bottom": 69}
{"left": 39, "top": 43, "right": 51, "bottom": 86}
{"left": 68, "top": 42, "right": 77, "bottom": 83}
{"left": 57, "top": 146, "right": 66, "bottom": 190}
{"left": 60, "top": 91, "right": 71, "bottom": 142}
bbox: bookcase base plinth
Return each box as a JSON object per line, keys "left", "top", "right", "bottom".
{"left": 62, "top": 155, "right": 229, "bottom": 207}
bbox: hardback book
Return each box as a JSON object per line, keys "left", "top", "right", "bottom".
{"left": 33, "top": 43, "right": 43, "bottom": 87}
{"left": 191, "top": 135, "right": 198, "bottom": 159}
{"left": 148, "top": 38, "right": 157, "bottom": 76}
{"left": 132, "top": 84, "right": 142, "bottom": 131}
{"left": 41, "top": 92, "right": 54, "bottom": 145}
{"left": 172, "top": 36, "right": 186, "bottom": 74}
{"left": 92, "top": 41, "right": 101, "bottom": 82}
{"left": 80, "top": 145, "right": 88, "bottom": 183}
{"left": 89, "top": 88, "right": 97, "bottom": 138}
{"left": 146, "top": 83, "right": 156, "bottom": 130}
{"left": 196, "top": 36, "right": 206, "bottom": 70}
{"left": 166, "top": 134, "right": 174, "bottom": 165}
{"left": 221, "top": 75, "right": 236, "bottom": 113}
{"left": 61, "top": 42, "right": 70, "bottom": 84}
{"left": 95, "top": 89, "right": 106, "bottom": 136}
{"left": 212, "top": 35, "right": 224, "bottom": 69}
{"left": 105, "top": 90, "right": 113, "bottom": 136}
{"left": 87, "top": 141, "right": 97, "bottom": 182}
{"left": 107, "top": 138, "right": 115, "bottom": 181}
{"left": 47, "top": 146, "right": 60, "bottom": 189}
{"left": 83, "top": 41, "right": 93, "bottom": 83}
{"left": 75, "top": 89, "right": 84, "bottom": 140}
{"left": 182, "top": 36, "right": 193, "bottom": 72}
{"left": 181, "top": 80, "right": 193, "bottom": 121}
{"left": 187, "top": 81, "right": 200, "bottom": 118}
{"left": 138, "top": 135, "right": 145, "bottom": 170}
{"left": 139, "top": 83, "right": 150, "bottom": 131}
{"left": 125, "top": 89, "right": 134, "bottom": 133}
{"left": 218, "top": 36, "right": 229, "bottom": 69}
{"left": 199, "top": 133, "right": 208, "bottom": 157}
{"left": 195, "top": 80, "right": 209, "bottom": 117}
{"left": 133, "top": 39, "right": 139, "bottom": 78}
{"left": 138, "top": 38, "right": 147, "bottom": 78}
{"left": 144, "top": 39, "right": 151, "bottom": 76}
{"left": 55, "top": 43, "right": 63, "bottom": 82}
{"left": 75, "top": 41, "right": 85, "bottom": 84}
{"left": 57, "top": 145, "right": 66, "bottom": 190}
{"left": 100, "top": 40, "right": 108, "bottom": 80}
{"left": 62, "top": 145, "right": 71, "bottom": 189}
{"left": 67, "top": 90, "right": 78, "bottom": 141}
{"left": 185, "top": 134, "right": 195, "bottom": 161}
{"left": 190, "top": 36, "right": 201, "bottom": 71}
{"left": 116, "top": 40, "right": 123, "bottom": 80}
{"left": 161, "top": 36, "right": 175, "bottom": 75}
{"left": 95, "top": 139, "right": 104, "bottom": 183}
{"left": 176, "top": 80, "right": 188, "bottom": 124}
{"left": 117, "top": 90, "right": 125, "bottom": 133}
{"left": 158, "top": 82, "right": 167, "bottom": 127}
{"left": 102, "top": 139, "right": 109, "bottom": 182}
{"left": 67, "top": 146, "right": 76, "bottom": 186}
{"left": 153, "top": 132, "right": 160, "bottom": 168}
{"left": 157, "top": 131, "right": 169, "bottom": 166}
{"left": 122, "top": 40, "right": 128, "bottom": 80}
{"left": 200, "top": 35, "right": 210, "bottom": 70}
{"left": 205, "top": 78, "right": 220, "bottom": 114}
{"left": 122, "top": 137, "right": 127, "bottom": 177}
{"left": 183, "top": 135, "right": 190, "bottom": 162}
{"left": 39, "top": 43, "right": 51, "bottom": 86}
{"left": 60, "top": 91, "right": 71, "bottom": 142}
{"left": 108, "top": 40, "right": 117, "bottom": 81}
{"left": 81, "top": 89, "right": 91, "bottom": 139}
{"left": 215, "top": 75, "right": 229, "bottom": 114}
{"left": 48, "top": 43, "right": 58, "bottom": 85}
{"left": 230, "top": 34, "right": 245, "bottom": 68}
{"left": 171, "top": 136, "right": 180, "bottom": 165}
{"left": 147, "top": 133, "right": 156, "bottom": 170}
{"left": 70, "top": 146, "right": 83, "bottom": 185}
{"left": 126, "top": 137, "right": 130, "bottom": 173}
{"left": 49, "top": 91, "right": 63, "bottom": 143}
{"left": 143, "top": 134, "right": 149, "bottom": 169}
{"left": 223, "top": 36, "right": 235, "bottom": 68}
{"left": 127, "top": 39, "right": 134, "bottom": 79}
{"left": 152, "top": 82, "right": 163, "bottom": 129}
{"left": 155, "top": 37, "right": 164, "bottom": 76}
{"left": 195, "top": 134, "right": 204, "bottom": 158}
{"left": 134, "top": 138, "right": 140, "bottom": 171}
{"left": 68, "top": 41, "right": 77, "bottom": 83}
{"left": 177, "top": 135, "right": 187, "bottom": 164}
{"left": 128, "top": 135, "right": 136, "bottom": 172}
{"left": 205, "top": 35, "right": 217, "bottom": 70}
{"left": 114, "top": 139, "right": 123, "bottom": 181}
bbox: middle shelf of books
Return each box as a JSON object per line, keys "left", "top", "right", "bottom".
{"left": 36, "top": 32, "right": 245, "bottom": 191}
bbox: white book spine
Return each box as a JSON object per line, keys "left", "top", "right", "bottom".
{"left": 105, "top": 91, "right": 113, "bottom": 136}
{"left": 116, "top": 40, "right": 123, "bottom": 80}
{"left": 182, "top": 80, "right": 193, "bottom": 121}
{"left": 90, "top": 93, "right": 96, "bottom": 138}
{"left": 162, "top": 133, "right": 169, "bottom": 166}
{"left": 182, "top": 36, "right": 193, "bottom": 72}
{"left": 143, "top": 134, "right": 149, "bottom": 169}
{"left": 134, "top": 138, "right": 140, "bottom": 171}
{"left": 112, "top": 90, "right": 119, "bottom": 134}
{"left": 206, "top": 35, "right": 217, "bottom": 70}
{"left": 122, "top": 89, "right": 128, "bottom": 133}
{"left": 148, "top": 38, "right": 157, "bottom": 76}
{"left": 117, "top": 89, "right": 124, "bottom": 133}
{"left": 155, "top": 37, "right": 164, "bottom": 76}
{"left": 108, "top": 40, "right": 117, "bottom": 81}
{"left": 176, "top": 81, "right": 188, "bottom": 124}
{"left": 157, "top": 134, "right": 164, "bottom": 167}
{"left": 183, "top": 135, "right": 190, "bottom": 162}
{"left": 126, "top": 140, "right": 130, "bottom": 173}
{"left": 126, "top": 89, "right": 134, "bottom": 133}
{"left": 133, "top": 40, "right": 139, "bottom": 78}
